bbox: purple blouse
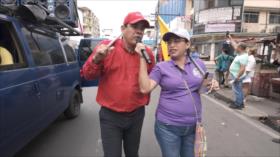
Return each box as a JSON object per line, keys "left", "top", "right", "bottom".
{"left": 149, "top": 58, "right": 207, "bottom": 126}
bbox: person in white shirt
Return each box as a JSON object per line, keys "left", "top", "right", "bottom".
{"left": 242, "top": 48, "right": 257, "bottom": 102}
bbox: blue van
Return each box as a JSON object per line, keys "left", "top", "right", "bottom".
{"left": 0, "top": 4, "right": 89, "bottom": 156}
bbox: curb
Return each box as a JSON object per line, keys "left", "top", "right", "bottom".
{"left": 260, "top": 116, "right": 280, "bottom": 133}
{"left": 211, "top": 90, "right": 280, "bottom": 133}
{"left": 212, "top": 91, "right": 233, "bottom": 105}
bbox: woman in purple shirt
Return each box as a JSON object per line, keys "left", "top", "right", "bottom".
{"left": 137, "top": 28, "right": 207, "bottom": 157}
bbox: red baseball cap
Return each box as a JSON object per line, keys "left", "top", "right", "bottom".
{"left": 123, "top": 12, "right": 150, "bottom": 28}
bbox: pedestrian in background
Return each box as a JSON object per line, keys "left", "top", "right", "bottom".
{"left": 228, "top": 35, "right": 248, "bottom": 109}
{"left": 137, "top": 28, "right": 208, "bottom": 157}
{"left": 82, "top": 11, "right": 155, "bottom": 157}
{"left": 242, "top": 48, "right": 257, "bottom": 103}
{"left": 214, "top": 48, "right": 234, "bottom": 87}
{"left": 190, "top": 45, "right": 200, "bottom": 59}
{"left": 155, "top": 42, "right": 163, "bottom": 62}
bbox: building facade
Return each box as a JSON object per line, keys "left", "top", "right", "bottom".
{"left": 192, "top": 0, "right": 244, "bottom": 60}
{"left": 78, "top": 7, "right": 100, "bottom": 38}
{"left": 159, "top": 0, "right": 186, "bottom": 24}
{"left": 191, "top": 0, "right": 280, "bottom": 61}
{"left": 157, "top": 0, "right": 188, "bottom": 32}
{"left": 242, "top": 0, "right": 280, "bottom": 33}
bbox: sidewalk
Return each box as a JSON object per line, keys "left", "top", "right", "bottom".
{"left": 210, "top": 87, "right": 280, "bottom": 132}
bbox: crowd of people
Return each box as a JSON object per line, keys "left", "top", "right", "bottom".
{"left": 213, "top": 35, "right": 257, "bottom": 109}
{"left": 213, "top": 34, "right": 280, "bottom": 109}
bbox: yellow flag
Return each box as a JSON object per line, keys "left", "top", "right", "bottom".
{"left": 157, "top": 16, "right": 170, "bottom": 61}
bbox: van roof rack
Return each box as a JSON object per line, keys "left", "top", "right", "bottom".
{"left": 0, "top": 3, "right": 80, "bottom": 36}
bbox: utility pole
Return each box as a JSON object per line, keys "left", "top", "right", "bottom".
{"left": 154, "top": 0, "right": 160, "bottom": 48}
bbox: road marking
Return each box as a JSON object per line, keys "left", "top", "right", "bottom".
{"left": 202, "top": 94, "right": 280, "bottom": 139}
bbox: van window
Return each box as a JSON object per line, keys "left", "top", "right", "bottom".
{"left": 22, "top": 27, "right": 52, "bottom": 66}
{"left": 22, "top": 27, "right": 66, "bottom": 66}
{"left": 36, "top": 33, "right": 65, "bottom": 65}
{"left": 0, "top": 21, "right": 26, "bottom": 70}
{"left": 64, "top": 44, "right": 76, "bottom": 62}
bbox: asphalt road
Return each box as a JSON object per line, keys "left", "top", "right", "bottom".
{"left": 16, "top": 87, "right": 280, "bottom": 157}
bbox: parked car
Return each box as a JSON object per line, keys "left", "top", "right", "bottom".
{"left": 0, "top": 4, "right": 89, "bottom": 156}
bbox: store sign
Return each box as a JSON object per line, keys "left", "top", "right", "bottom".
{"left": 205, "top": 23, "right": 235, "bottom": 32}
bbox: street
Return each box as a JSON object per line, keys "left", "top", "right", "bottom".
{"left": 1, "top": 0, "right": 279, "bottom": 157}
{"left": 16, "top": 87, "right": 280, "bottom": 157}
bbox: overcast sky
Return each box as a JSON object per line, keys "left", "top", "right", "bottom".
{"left": 77, "top": 0, "right": 158, "bottom": 36}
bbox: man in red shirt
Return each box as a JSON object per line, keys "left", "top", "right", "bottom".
{"left": 82, "top": 12, "right": 155, "bottom": 157}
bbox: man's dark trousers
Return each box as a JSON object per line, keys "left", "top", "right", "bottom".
{"left": 99, "top": 106, "right": 145, "bottom": 157}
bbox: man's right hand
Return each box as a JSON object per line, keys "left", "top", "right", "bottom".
{"left": 92, "top": 44, "right": 114, "bottom": 64}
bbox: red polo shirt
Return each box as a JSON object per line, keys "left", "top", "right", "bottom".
{"left": 82, "top": 39, "right": 155, "bottom": 112}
